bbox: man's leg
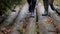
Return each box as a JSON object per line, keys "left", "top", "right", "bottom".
{"left": 27, "top": 0, "right": 34, "bottom": 17}
{"left": 42, "top": 0, "right": 48, "bottom": 16}
{"left": 29, "top": 0, "right": 36, "bottom": 17}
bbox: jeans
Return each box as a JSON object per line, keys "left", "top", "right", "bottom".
{"left": 43, "top": 0, "right": 55, "bottom": 11}
{"left": 27, "top": 0, "right": 36, "bottom": 13}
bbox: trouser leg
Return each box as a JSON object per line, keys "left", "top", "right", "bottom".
{"left": 42, "top": 0, "right": 48, "bottom": 16}
{"left": 50, "top": 4, "right": 55, "bottom": 10}
{"left": 29, "top": 0, "right": 36, "bottom": 17}
{"left": 43, "top": 0, "right": 48, "bottom": 12}
{"left": 29, "top": 0, "right": 36, "bottom": 13}
{"left": 49, "top": 0, "right": 55, "bottom": 10}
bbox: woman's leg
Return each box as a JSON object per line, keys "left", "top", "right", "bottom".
{"left": 42, "top": 0, "right": 48, "bottom": 16}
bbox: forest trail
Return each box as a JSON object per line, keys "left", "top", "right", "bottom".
{"left": 0, "top": 2, "right": 60, "bottom": 34}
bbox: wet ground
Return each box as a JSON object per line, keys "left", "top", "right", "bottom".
{"left": 0, "top": 2, "right": 60, "bottom": 34}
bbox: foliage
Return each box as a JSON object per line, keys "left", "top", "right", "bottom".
{"left": 54, "top": 0, "right": 60, "bottom": 6}
{"left": 0, "top": 0, "right": 22, "bottom": 15}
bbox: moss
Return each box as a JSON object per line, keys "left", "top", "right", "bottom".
{"left": 19, "top": 0, "right": 26, "bottom": 5}
{"left": 54, "top": 0, "right": 60, "bottom": 6}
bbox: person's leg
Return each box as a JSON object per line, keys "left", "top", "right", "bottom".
{"left": 49, "top": 0, "right": 55, "bottom": 10}
{"left": 42, "top": 0, "right": 48, "bottom": 16}
{"left": 27, "top": 0, "right": 34, "bottom": 17}
{"left": 49, "top": 0, "right": 60, "bottom": 15}
{"left": 30, "top": 0, "right": 36, "bottom": 13}
{"left": 29, "top": 0, "right": 36, "bottom": 17}
{"left": 50, "top": 4, "right": 55, "bottom": 10}
{"left": 50, "top": 4, "right": 60, "bottom": 15}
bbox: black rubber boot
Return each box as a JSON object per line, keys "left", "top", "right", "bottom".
{"left": 42, "top": 11, "right": 48, "bottom": 16}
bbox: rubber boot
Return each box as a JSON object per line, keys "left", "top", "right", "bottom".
{"left": 42, "top": 11, "right": 48, "bottom": 16}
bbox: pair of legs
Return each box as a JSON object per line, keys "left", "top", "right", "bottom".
{"left": 42, "top": 0, "right": 56, "bottom": 16}
{"left": 27, "top": 0, "right": 36, "bottom": 17}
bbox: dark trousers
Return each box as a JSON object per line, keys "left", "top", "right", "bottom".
{"left": 27, "top": 0, "right": 36, "bottom": 13}
{"left": 43, "top": 0, "right": 54, "bottom": 11}
{"left": 43, "top": 0, "right": 48, "bottom": 12}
